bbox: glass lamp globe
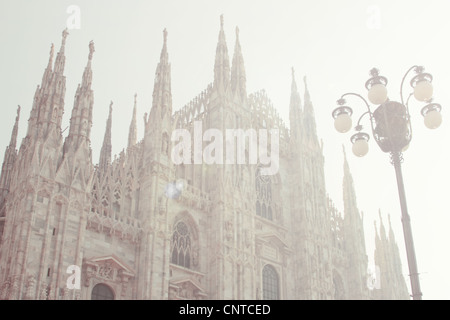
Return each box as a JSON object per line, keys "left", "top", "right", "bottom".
{"left": 368, "top": 84, "right": 388, "bottom": 105}
{"left": 352, "top": 139, "right": 369, "bottom": 157}
{"left": 414, "top": 80, "right": 433, "bottom": 102}
{"left": 424, "top": 110, "right": 442, "bottom": 129}
{"left": 334, "top": 113, "right": 352, "bottom": 133}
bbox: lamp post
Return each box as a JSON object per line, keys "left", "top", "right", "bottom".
{"left": 332, "top": 66, "right": 443, "bottom": 300}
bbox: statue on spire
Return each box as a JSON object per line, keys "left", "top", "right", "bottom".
{"left": 88, "top": 40, "right": 95, "bottom": 60}
{"left": 49, "top": 44, "right": 55, "bottom": 60}
{"left": 163, "top": 28, "right": 168, "bottom": 44}
{"left": 16, "top": 105, "right": 21, "bottom": 121}
{"left": 62, "top": 28, "right": 69, "bottom": 45}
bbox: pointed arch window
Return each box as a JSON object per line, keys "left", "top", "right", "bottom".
{"left": 171, "top": 221, "right": 191, "bottom": 269}
{"left": 262, "top": 264, "right": 279, "bottom": 300}
{"left": 255, "top": 167, "right": 273, "bottom": 221}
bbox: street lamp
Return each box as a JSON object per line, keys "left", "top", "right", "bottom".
{"left": 331, "top": 66, "right": 443, "bottom": 300}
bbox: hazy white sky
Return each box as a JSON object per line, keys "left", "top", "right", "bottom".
{"left": 1, "top": 0, "right": 450, "bottom": 299}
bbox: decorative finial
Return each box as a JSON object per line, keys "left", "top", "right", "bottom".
{"left": 16, "top": 105, "right": 21, "bottom": 122}
{"left": 50, "top": 43, "right": 55, "bottom": 58}
{"left": 109, "top": 101, "right": 113, "bottom": 113}
{"left": 303, "top": 75, "right": 308, "bottom": 90}
{"left": 134, "top": 93, "right": 137, "bottom": 105}
{"left": 163, "top": 28, "right": 168, "bottom": 44}
{"left": 236, "top": 26, "right": 239, "bottom": 39}
{"left": 220, "top": 14, "right": 224, "bottom": 29}
{"left": 369, "top": 67, "right": 380, "bottom": 77}
{"left": 88, "top": 40, "right": 95, "bottom": 60}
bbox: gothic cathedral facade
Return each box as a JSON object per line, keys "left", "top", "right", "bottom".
{"left": 0, "top": 17, "right": 409, "bottom": 300}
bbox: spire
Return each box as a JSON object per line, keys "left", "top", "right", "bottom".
{"left": 374, "top": 221, "right": 380, "bottom": 239}
{"left": 378, "top": 210, "right": 387, "bottom": 241}
{"left": 64, "top": 41, "right": 95, "bottom": 155}
{"left": 41, "top": 44, "right": 54, "bottom": 88}
{"left": 388, "top": 214, "right": 396, "bottom": 242}
{"left": 374, "top": 211, "right": 410, "bottom": 299}
{"left": 387, "top": 213, "right": 410, "bottom": 299}
{"left": 26, "top": 29, "right": 68, "bottom": 141}
{"left": 47, "top": 44, "right": 55, "bottom": 68}
{"left": 161, "top": 28, "right": 169, "bottom": 64}
{"left": 342, "top": 145, "right": 359, "bottom": 220}
{"left": 302, "top": 76, "right": 318, "bottom": 139}
{"left": 148, "top": 29, "right": 172, "bottom": 130}
{"left": 231, "top": 26, "right": 246, "bottom": 102}
{"left": 99, "top": 102, "right": 113, "bottom": 171}
{"left": 54, "top": 29, "right": 69, "bottom": 75}
{"left": 128, "top": 94, "right": 138, "bottom": 148}
{"left": 343, "top": 144, "right": 351, "bottom": 177}
{"left": 81, "top": 40, "right": 95, "bottom": 88}
{"left": 9, "top": 106, "right": 20, "bottom": 150}
{"left": 27, "top": 44, "right": 53, "bottom": 138}
{"left": 213, "top": 15, "right": 230, "bottom": 92}
{"left": 289, "top": 68, "right": 302, "bottom": 140}
{"left": 0, "top": 106, "right": 21, "bottom": 206}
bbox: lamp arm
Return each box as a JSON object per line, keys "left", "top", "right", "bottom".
{"left": 356, "top": 111, "right": 371, "bottom": 128}
{"left": 406, "top": 92, "right": 414, "bottom": 144}
{"left": 400, "top": 65, "right": 419, "bottom": 107}
{"left": 340, "top": 93, "right": 376, "bottom": 134}
{"left": 341, "top": 93, "right": 372, "bottom": 113}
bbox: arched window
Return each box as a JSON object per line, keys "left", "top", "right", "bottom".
{"left": 91, "top": 283, "right": 115, "bottom": 300}
{"left": 171, "top": 221, "right": 191, "bottom": 268}
{"left": 262, "top": 265, "right": 279, "bottom": 300}
{"left": 255, "top": 167, "right": 273, "bottom": 221}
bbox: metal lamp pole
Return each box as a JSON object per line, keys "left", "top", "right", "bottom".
{"left": 331, "top": 66, "right": 443, "bottom": 300}
{"left": 391, "top": 150, "right": 422, "bottom": 299}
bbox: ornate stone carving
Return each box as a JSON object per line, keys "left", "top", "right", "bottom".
{"left": 8, "top": 275, "right": 19, "bottom": 300}
{"left": 180, "top": 282, "right": 190, "bottom": 299}
{"left": 61, "top": 287, "right": 70, "bottom": 300}
{"left": 24, "top": 275, "right": 36, "bottom": 300}
{"left": 98, "top": 262, "right": 114, "bottom": 280}
{"left": 1, "top": 277, "right": 11, "bottom": 300}
{"left": 121, "top": 279, "right": 128, "bottom": 298}
{"left": 225, "top": 219, "right": 233, "bottom": 241}
{"left": 83, "top": 255, "right": 135, "bottom": 298}
{"left": 168, "top": 286, "right": 178, "bottom": 300}
{"left": 40, "top": 285, "right": 48, "bottom": 300}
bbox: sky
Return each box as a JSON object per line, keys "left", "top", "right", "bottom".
{"left": 1, "top": 0, "right": 450, "bottom": 299}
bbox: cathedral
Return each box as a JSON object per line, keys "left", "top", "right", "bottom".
{"left": 0, "top": 16, "right": 409, "bottom": 300}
